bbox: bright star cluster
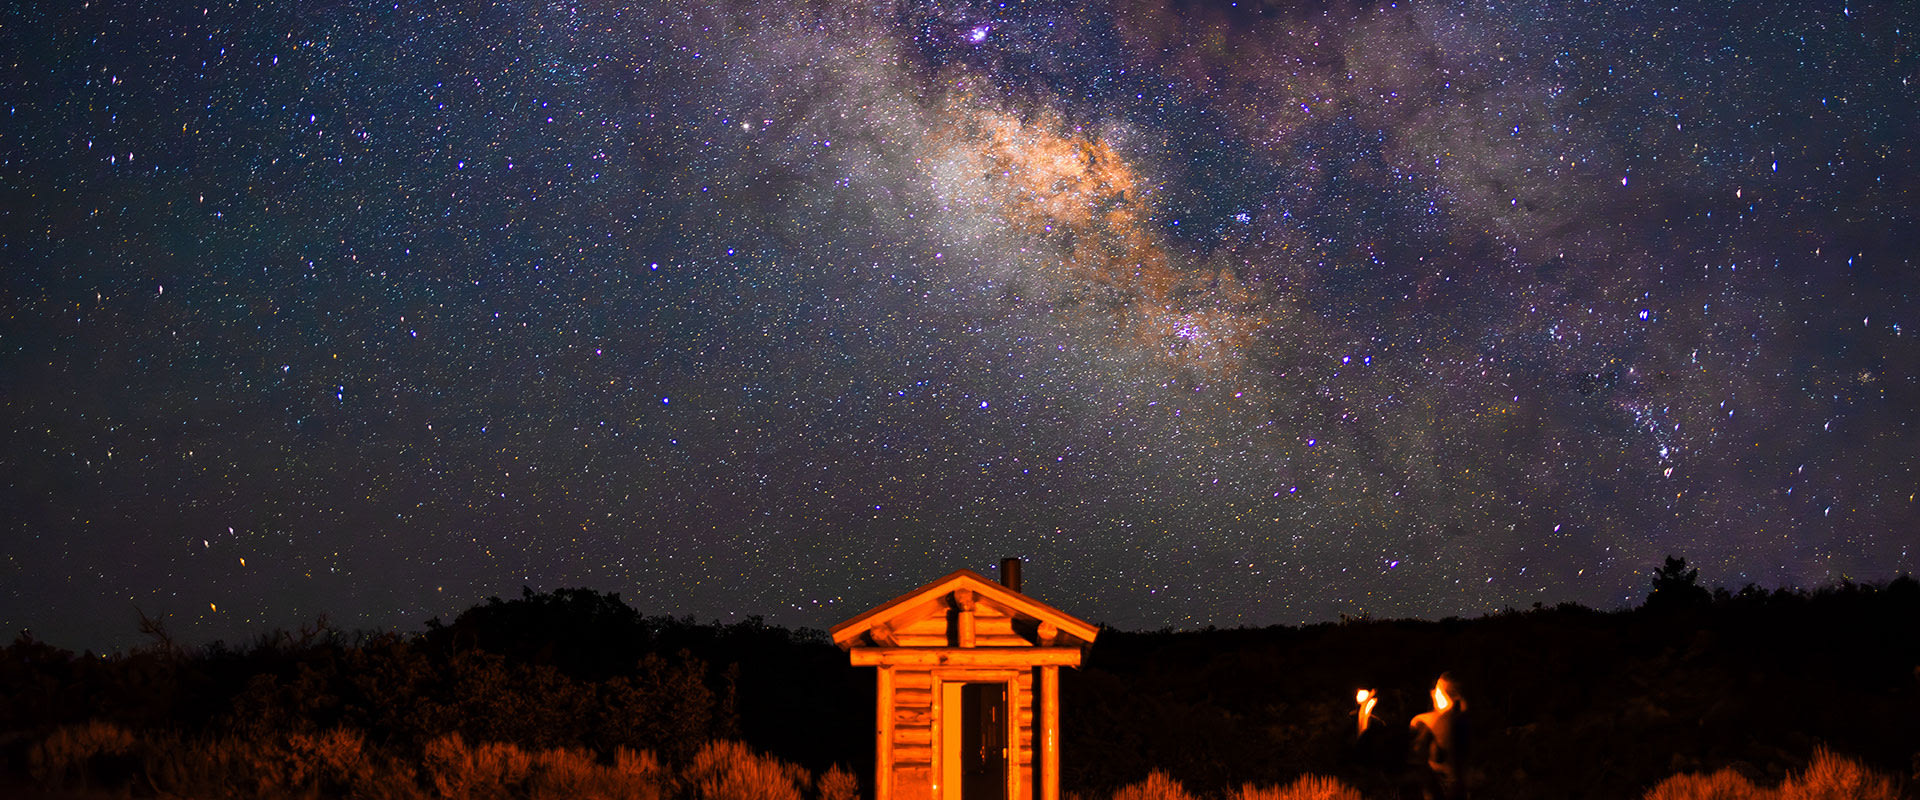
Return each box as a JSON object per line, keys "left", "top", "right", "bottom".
{"left": 2, "top": 0, "right": 1915, "bottom": 649}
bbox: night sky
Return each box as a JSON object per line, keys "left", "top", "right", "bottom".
{"left": 4, "top": 0, "right": 1916, "bottom": 651}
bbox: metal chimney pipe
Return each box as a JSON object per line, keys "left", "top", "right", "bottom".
{"left": 1000, "top": 557, "right": 1022, "bottom": 592}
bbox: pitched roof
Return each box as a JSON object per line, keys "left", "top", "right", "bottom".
{"left": 830, "top": 568, "right": 1099, "bottom": 650}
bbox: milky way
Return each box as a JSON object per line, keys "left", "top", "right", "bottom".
{"left": 4, "top": 0, "right": 1916, "bottom": 649}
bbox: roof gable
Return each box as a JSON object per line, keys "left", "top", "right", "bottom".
{"left": 830, "top": 569, "right": 1098, "bottom": 650}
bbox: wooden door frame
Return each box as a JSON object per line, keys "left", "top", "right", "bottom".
{"left": 932, "top": 668, "right": 1021, "bottom": 800}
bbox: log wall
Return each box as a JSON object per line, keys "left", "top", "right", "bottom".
{"left": 884, "top": 662, "right": 1040, "bottom": 800}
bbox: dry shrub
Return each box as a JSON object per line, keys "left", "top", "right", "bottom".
{"left": 527, "top": 745, "right": 667, "bottom": 800}
{"left": 28, "top": 720, "right": 141, "bottom": 789}
{"left": 817, "top": 763, "right": 861, "bottom": 800}
{"left": 282, "top": 728, "right": 372, "bottom": 795}
{"left": 357, "top": 755, "right": 426, "bottom": 800}
{"left": 422, "top": 734, "right": 469, "bottom": 796}
{"left": 424, "top": 732, "right": 536, "bottom": 799}
{"left": 530, "top": 746, "right": 600, "bottom": 799}
{"left": 219, "top": 726, "right": 374, "bottom": 796}
{"left": 618, "top": 749, "right": 670, "bottom": 800}
{"left": 1236, "top": 774, "right": 1367, "bottom": 800}
{"left": 140, "top": 728, "right": 354, "bottom": 797}
{"left": 142, "top": 733, "right": 256, "bottom": 798}
{"left": 32, "top": 727, "right": 906, "bottom": 800}
{"left": 1642, "top": 769, "right": 1764, "bottom": 800}
{"left": 1642, "top": 748, "right": 1898, "bottom": 800}
{"left": 1777, "top": 746, "right": 1898, "bottom": 800}
{"left": 614, "top": 745, "right": 666, "bottom": 781}
{"left": 140, "top": 732, "right": 336, "bottom": 799}
{"left": 289, "top": 727, "right": 368, "bottom": 774}
{"left": 685, "top": 740, "right": 809, "bottom": 800}
{"left": 1113, "top": 770, "right": 1199, "bottom": 800}
{"left": 475, "top": 738, "right": 537, "bottom": 784}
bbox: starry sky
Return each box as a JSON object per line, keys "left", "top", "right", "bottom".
{"left": 3, "top": 0, "right": 1916, "bottom": 651}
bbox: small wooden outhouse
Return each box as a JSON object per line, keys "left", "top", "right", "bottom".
{"left": 831, "top": 560, "right": 1097, "bottom": 800}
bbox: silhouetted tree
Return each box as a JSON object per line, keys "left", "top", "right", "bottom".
{"left": 423, "top": 587, "right": 655, "bottom": 682}
{"left": 1646, "top": 555, "right": 1711, "bottom": 610}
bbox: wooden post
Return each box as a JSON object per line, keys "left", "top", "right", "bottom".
{"left": 1006, "top": 673, "right": 1022, "bottom": 800}
{"left": 1041, "top": 666, "right": 1059, "bottom": 800}
{"left": 877, "top": 665, "right": 894, "bottom": 800}
{"left": 954, "top": 589, "right": 976, "bottom": 648}
{"left": 934, "top": 676, "right": 949, "bottom": 800}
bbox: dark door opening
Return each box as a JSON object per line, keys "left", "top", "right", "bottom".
{"left": 959, "top": 683, "right": 1006, "bottom": 800}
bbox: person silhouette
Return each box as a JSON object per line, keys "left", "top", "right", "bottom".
{"left": 1349, "top": 686, "right": 1401, "bottom": 783}
{"left": 1355, "top": 688, "right": 1379, "bottom": 739}
{"left": 1408, "top": 673, "right": 1467, "bottom": 800}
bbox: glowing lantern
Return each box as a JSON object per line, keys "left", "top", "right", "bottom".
{"left": 1355, "top": 688, "right": 1378, "bottom": 737}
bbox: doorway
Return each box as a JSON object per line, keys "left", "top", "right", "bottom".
{"left": 940, "top": 681, "right": 1007, "bottom": 800}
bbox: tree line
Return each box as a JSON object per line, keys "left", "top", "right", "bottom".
{"left": 2, "top": 562, "right": 1916, "bottom": 799}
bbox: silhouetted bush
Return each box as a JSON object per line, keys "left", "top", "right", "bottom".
{"left": 1644, "top": 769, "right": 1764, "bottom": 800}
{"left": 818, "top": 763, "right": 862, "bottom": 800}
{"left": 27, "top": 720, "right": 138, "bottom": 792}
{"left": 527, "top": 746, "right": 668, "bottom": 800}
{"left": 1237, "top": 775, "right": 1367, "bottom": 800}
{"left": 685, "top": 739, "right": 812, "bottom": 800}
{"left": 1113, "top": 770, "right": 1201, "bottom": 800}
{"left": 1641, "top": 746, "right": 1898, "bottom": 800}
{"left": 21, "top": 723, "right": 850, "bottom": 800}
{"left": 424, "top": 587, "right": 657, "bottom": 682}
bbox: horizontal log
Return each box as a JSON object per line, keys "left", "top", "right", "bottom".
{"left": 895, "top": 727, "right": 932, "bottom": 747}
{"left": 882, "top": 617, "right": 1047, "bottom": 648}
{"left": 850, "top": 647, "right": 1085, "bottom": 667}
{"left": 893, "top": 746, "right": 933, "bottom": 765}
{"left": 927, "top": 670, "right": 1020, "bottom": 685}
{"left": 900, "top": 615, "right": 949, "bottom": 636}
{"left": 973, "top": 615, "right": 1016, "bottom": 632}
{"left": 896, "top": 688, "right": 933, "bottom": 706}
{"left": 896, "top": 765, "right": 933, "bottom": 787}
{"left": 896, "top": 708, "right": 933, "bottom": 726}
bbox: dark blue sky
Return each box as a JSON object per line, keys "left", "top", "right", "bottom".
{"left": 4, "top": 0, "right": 1916, "bottom": 650}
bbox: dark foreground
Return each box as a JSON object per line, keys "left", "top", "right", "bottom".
{"left": 4, "top": 573, "right": 1917, "bottom": 799}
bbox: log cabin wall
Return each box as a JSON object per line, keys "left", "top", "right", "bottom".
{"left": 889, "top": 666, "right": 933, "bottom": 800}
{"left": 883, "top": 671, "right": 1037, "bottom": 799}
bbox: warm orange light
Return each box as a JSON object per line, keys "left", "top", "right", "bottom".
{"left": 1431, "top": 680, "right": 1452, "bottom": 712}
{"left": 1355, "top": 688, "right": 1378, "bottom": 736}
